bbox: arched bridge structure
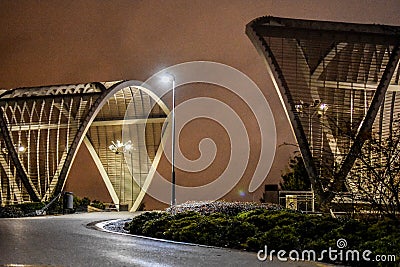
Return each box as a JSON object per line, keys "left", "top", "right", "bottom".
{"left": 0, "top": 81, "right": 168, "bottom": 211}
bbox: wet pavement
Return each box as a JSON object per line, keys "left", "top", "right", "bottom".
{"left": 0, "top": 212, "right": 327, "bottom": 267}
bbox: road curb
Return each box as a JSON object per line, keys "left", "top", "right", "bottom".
{"left": 91, "top": 219, "right": 229, "bottom": 250}
{"left": 90, "top": 219, "right": 337, "bottom": 266}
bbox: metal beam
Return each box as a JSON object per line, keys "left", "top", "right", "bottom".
{"left": 130, "top": 123, "right": 169, "bottom": 212}
{"left": 43, "top": 97, "right": 88, "bottom": 201}
{"left": 312, "top": 80, "right": 400, "bottom": 92}
{"left": 7, "top": 117, "right": 166, "bottom": 131}
{"left": 83, "top": 137, "right": 119, "bottom": 206}
{"left": 251, "top": 16, "right": 400, "bottom": 45}
{"left": 308, "top": 42, "right": 346, "bottom": 165}
{"left": 333, "top": 44, "right": 400, "bottom": 192}
{"left": 0, "top": 83, "right": 103, "bottom": 99}
{"left": 246, "top": 22, "right": 328, "bottom": 200}
{"left": 52, "top": 81, "right": 146, "bottom": 197}
{"left": 36, "top": 100, "right": 46, "bottom": 196}
{"left": 0, "top": 107, "right": 39, "bottom": 201}
{"left": 0, "top": 153, "right": 22, "bottom": 204}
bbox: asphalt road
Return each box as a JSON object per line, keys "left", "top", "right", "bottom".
{"left": 0, "top": 212, "right": 326, "bottom": 267}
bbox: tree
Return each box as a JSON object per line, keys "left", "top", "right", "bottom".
{"left": 348, "top": 119, "right": 400, "bottom": 220}
{"left": 280, "top": 152, "right": 311, "bottom": 191}
{"left": 280, "top": 116, "right": 400, "bottom": 218}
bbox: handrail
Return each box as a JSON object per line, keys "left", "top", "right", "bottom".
{"left": 35, "top": 193, "right": 62, "bottom": 215}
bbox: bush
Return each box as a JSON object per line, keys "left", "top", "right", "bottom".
{"left": 142, "top": 215, "right": 173, "bottom": 238}
{"left": 0, "top": 202, "right": 46, "bottom": 218}
{"left": 17, "top": 202, "right": 46, "bottom": 214}
{"left": 124, "top": 203, "right": 400, "bottom": 266}
{"left": 247, "top": 225, "right": 300, "bottom": 251}
{"left": 74, "top": 196, "right": 90, "bottom": 211}
{"left": 0, "top": 205, "right": 24, "bottom": 218}
{"left": 125, "top": 212, "right": 167, "bottom": 235}
{"left": 90, "top": 200, "right": 105, "bottom": 210}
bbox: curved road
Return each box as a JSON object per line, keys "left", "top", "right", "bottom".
{"left": 0, "top": 212, "right": 324, "bottom": 267}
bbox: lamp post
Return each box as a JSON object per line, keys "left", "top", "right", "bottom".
{"left": 295, "top": 100, "right": 328, "bottom": 150}
{"left": 108, "top": 140, "right": 133, "bottom": 210}
{"left": 295, "top": 100, "right": 328, "bottom": 196}
{"left": 295, "top": 101, "right": 328, "bottom": 212}
{"left": 161, "top": 73, "right": 176, "bottom": 207}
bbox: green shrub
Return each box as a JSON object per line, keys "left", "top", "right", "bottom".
{"left": 90, "top": 200, "right": 105, "bottom": 210}
{"left": 142, "top": 215, "right": 173, "bottom": 238}
{"left": 237, "top": 209, "right": 271, "bottom": 232}
{"left": 124, "top": 207, "right": 400, "bottom": 266}
{"left": 360, "top": 235, "right": 400, "bottom": 267}
{"left": 249, "top": 225, "right": 300, "bottom": 251}
{"left": 16, "top": 202, "right": 45, "bottom": 214}
{"left": 0, "top": 205, "right": 24, "bottom": 218}
{"left": 74, "top": 196, "right": 90, "bottom": 211}
{"left": 297, "top": 215, "right": 339, "bottom": 242}
{"left": 0, "top": 202, "right": 47, "bottom": 217}
{"left": 126, "top": 212, "right": 168, "bottom": 235}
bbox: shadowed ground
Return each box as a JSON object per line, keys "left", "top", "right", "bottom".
{"left": 0, "top": 212, "right": 329, "bottom": 266}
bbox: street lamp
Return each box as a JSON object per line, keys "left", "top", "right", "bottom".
{"left": 161, "top": 72, "right": 176, "bottom": 207}
{"left": 317, "top": 103, "right": 328, "bottom": 116}
{"left": 295, "top": 100, "right": 328, "bottom": 149}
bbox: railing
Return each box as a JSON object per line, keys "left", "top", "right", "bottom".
{"left": 278, "top": 190, "right": 315, "bottom": 213}
{"left": 35, "top": 192, "right": 62, "bottom": 215}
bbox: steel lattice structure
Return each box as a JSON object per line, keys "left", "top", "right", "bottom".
{"left": 0, "top": 81, "right": 167, "bottom": 210}
{"left": 247, "top": 16, "right": 400, "bottom": 200}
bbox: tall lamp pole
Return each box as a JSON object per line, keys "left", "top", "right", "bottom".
{"left": 162, "top": 73, "right": 176, "bottom": 207}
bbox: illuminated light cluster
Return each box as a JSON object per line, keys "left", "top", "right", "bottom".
{"left": 108, "top": 140, "right": 133, "bottom": 155}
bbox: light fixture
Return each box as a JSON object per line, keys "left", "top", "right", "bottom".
{"left": 317, "top": 103, "right": 328, "bottom": 118}
{"left": 295, "top": 104, "right": 303, "bottom": 113}
{"left": 109, "top": 140, "right": 133, "bottom": 155}
{"left": 17, "top": 145, "right": 25, "bottom": 153}
{"left": 319, "top": 103, "right": 328, "bottom": 112}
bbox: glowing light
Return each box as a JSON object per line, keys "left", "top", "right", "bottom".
{"left": 125, "top": 143, "right": 132, "bottom": 151}
{"left": 18, "top": 145, "right": 25, "bottom": 153}
{"left": 295, "top": 104, "right": 303, "bottom": 113}
{"left": 239, "top": 190, "right": 246, "bottom": 197}
{"left": 319, "top": 103, "right": 328, "bottom": 112}
{"left": 161, "top": 73, "right": 175, "bottom": 83}
{"left": 109, "top": 140, "right": 133, "bottom": 154}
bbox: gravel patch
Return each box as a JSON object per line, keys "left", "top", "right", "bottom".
{"left": 103, "top": 219, "right": 131, "bottom": 234}
{"left": 101, "top": 201, "right": 282, "bottom": 234}
{"left": 166, "top": 200, "right": 282, "bottom": 215}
